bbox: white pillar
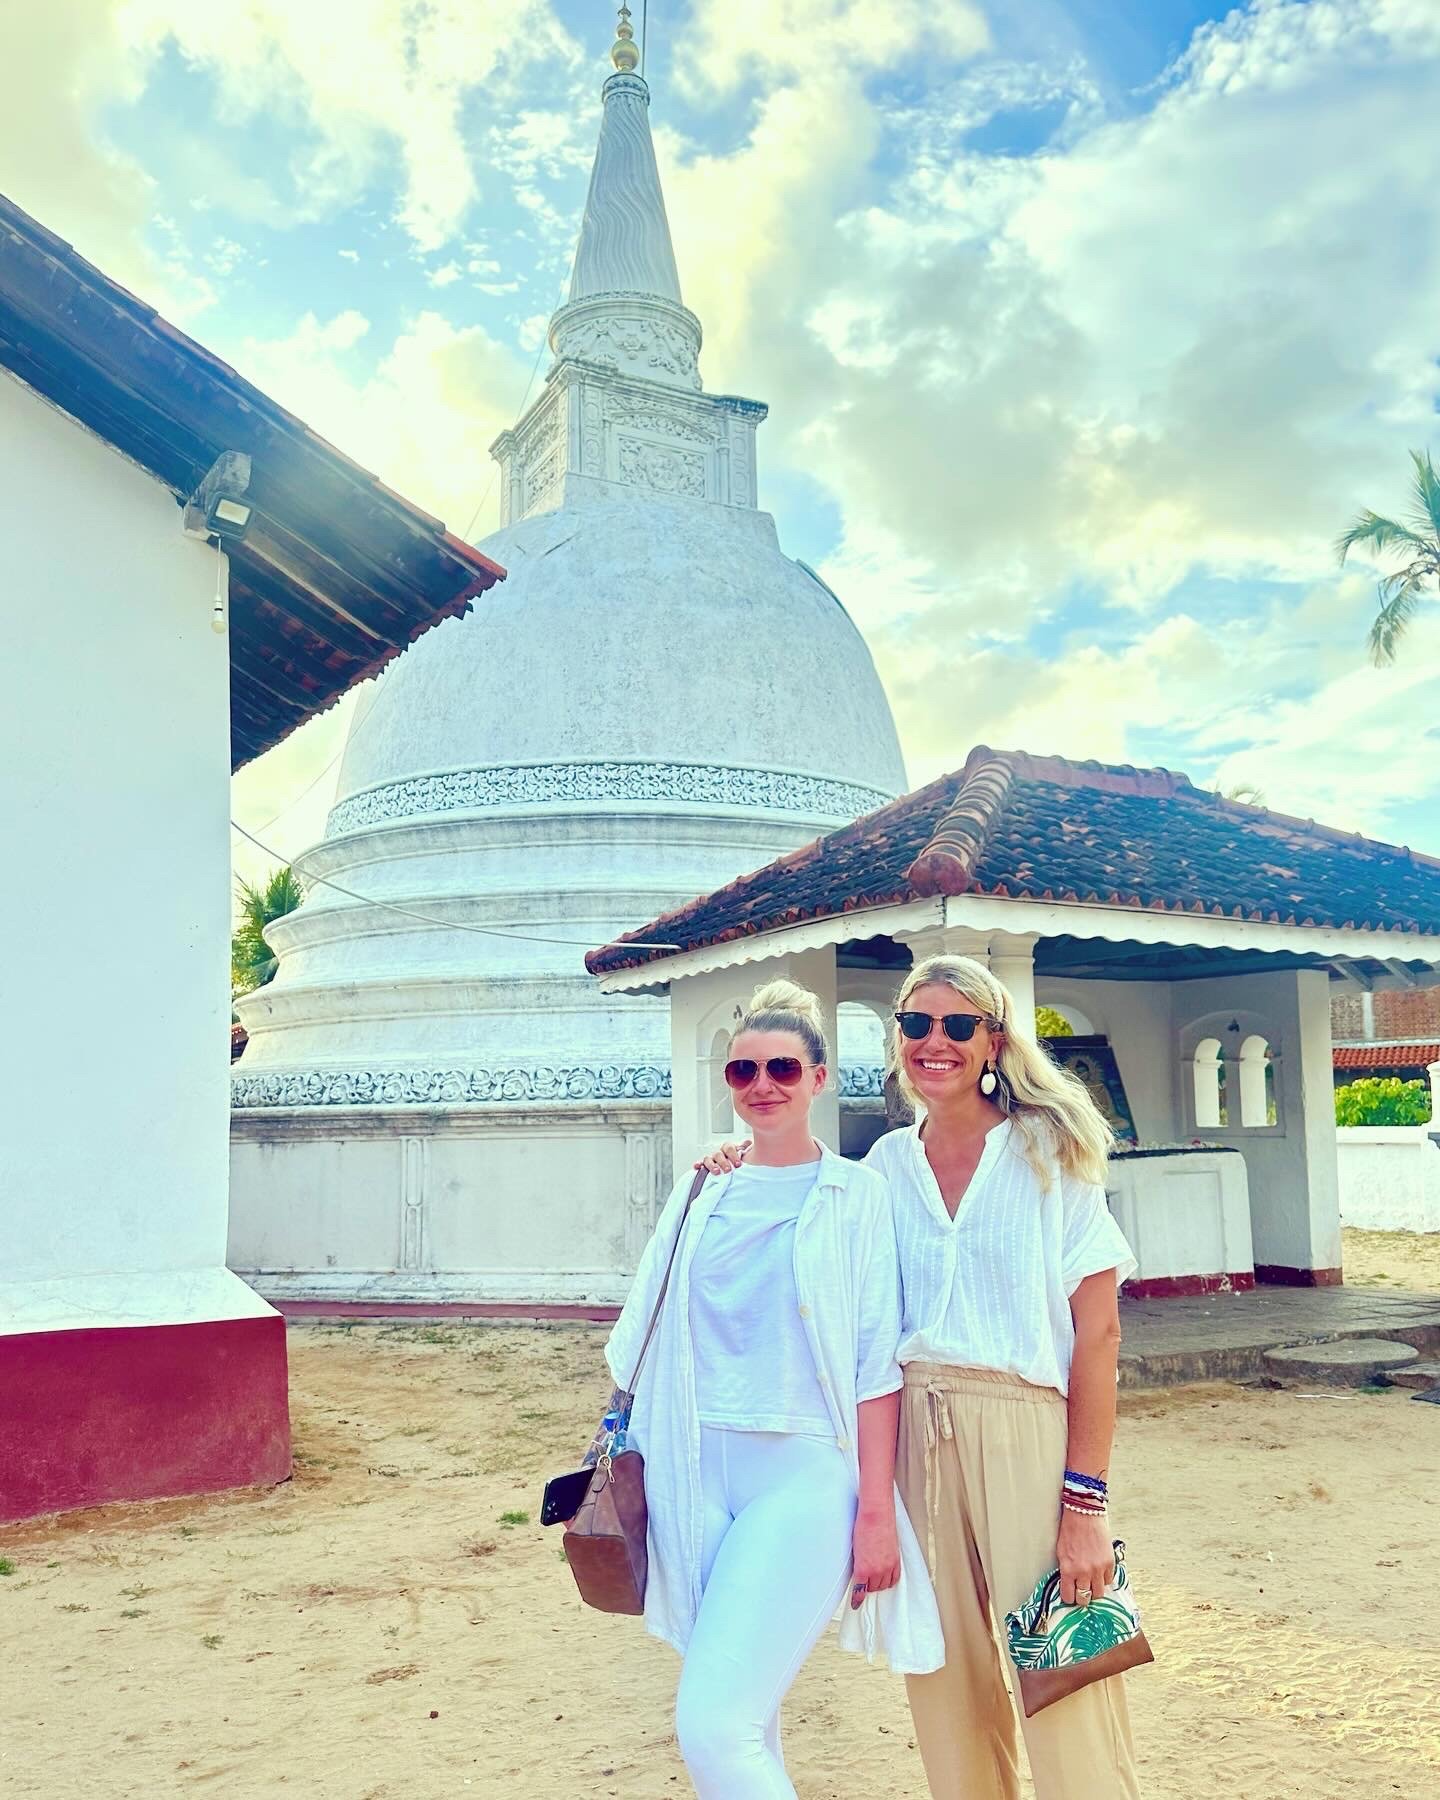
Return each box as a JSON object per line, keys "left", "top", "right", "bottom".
{"left": 1428, "top": 1061, "right": 1440, "bottom": 1119}
{"left": 1297, "top": 970, "right": 1343, "bottom": 1278}
{"left": 987, "top": 933, "right": 1038, "bottom": 1038}
{"left": 896, "top": 923, "right": 988, "bottom": 967}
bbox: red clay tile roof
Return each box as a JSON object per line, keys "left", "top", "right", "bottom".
{"left": 587, "top": 746, "right": 1440, "bottom": 976}
{"left": 1333, "top": 1043, "right": 1440, "bottom": 1070}
{"left": 0, "top": 194, "right": 505, "bottom": 770}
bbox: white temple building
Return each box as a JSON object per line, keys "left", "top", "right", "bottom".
{"left": 229, "top": 15, "right": 905, "bottom": 1303}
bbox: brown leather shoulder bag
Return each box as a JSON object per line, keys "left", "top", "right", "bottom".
{"left": 562, "top": 1168, "right": 707, "bottom": 1615}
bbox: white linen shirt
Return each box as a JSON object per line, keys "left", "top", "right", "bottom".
{"left": 864, "top": 1119, "right": 1136, "bottom": 1396}
{"left": 605, "top": 1143, "right": 944, "bottom": 1675}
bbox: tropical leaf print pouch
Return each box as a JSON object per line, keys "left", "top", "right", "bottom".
{"left": 1003, "top": 1540, "right": 1155, "bottom": 1716}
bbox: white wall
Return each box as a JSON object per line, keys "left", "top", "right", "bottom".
{"left": 0, "top": 372, "right": 232, "bottom": 1305}
{"left": 1337, "top": 1128, "right": 1440, "bottom": 1233}
{"left": 230, "top": 1107, "right": 672, "bottom": 1303}
{"left": 1033, "top": 977, "right": 1179, "bottom": 1142}
{"left": 1173, "top": 970, "right": 1340, "bottom": 1274}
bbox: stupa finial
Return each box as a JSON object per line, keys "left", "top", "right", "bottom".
{"left": 610, "top": 3, "right": 640, "bottom": 73}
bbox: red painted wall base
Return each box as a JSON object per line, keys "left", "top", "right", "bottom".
{"left": 1253, "top": 1264, "right": 1344, "bottom": 1288}
{"left": 1123, "top": 1270, "right": 1257, "bottom": 1300}
{"left": 0, "top": 1313, "right": 291, "bottom": 1524}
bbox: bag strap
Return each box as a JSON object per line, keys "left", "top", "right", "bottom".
{"left": 624, "top": 1166, "right": 708, "bottom": 1397}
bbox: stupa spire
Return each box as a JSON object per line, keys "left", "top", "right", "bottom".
{"left": 566, "top": 4, "right": 683, "bottom": 307}
{"left": 610, "top": 3, "right": 640, "bottom": 73}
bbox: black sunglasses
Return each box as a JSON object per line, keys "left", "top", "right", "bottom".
{"left": 894, "top": 1010, "right": 996, "bottom": 1044}
{"left": 723, "top": 1056, "right": 814, "bottom": 1091}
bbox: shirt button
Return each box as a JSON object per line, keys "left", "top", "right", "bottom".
{"left": 836, "top": 1435, "right": 850, "bottom": 1450}
{"left": 798, "top": 1304, "right": 812, "bottom": 1318}
{"left": 818, "top": 1374, "right": 829, "bottom": 1388}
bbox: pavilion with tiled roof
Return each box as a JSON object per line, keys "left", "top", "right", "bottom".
{"left": 589, "top": 746, "right": 1440, "bottom": 1297}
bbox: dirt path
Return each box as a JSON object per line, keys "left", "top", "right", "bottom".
{"left": 3, "top": 1321, "right": 1438, "bottom": 1798}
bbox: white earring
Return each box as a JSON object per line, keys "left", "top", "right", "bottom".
{"left": 979, "top": 1063, "right": 998, "bottom": 1098}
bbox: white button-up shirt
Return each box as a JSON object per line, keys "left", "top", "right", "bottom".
{"left": 605, "top": 1144, "right": 944, "bottom": 1674}
{"left": 865, "top": 1120, "right": 1136, "bottom": 1396}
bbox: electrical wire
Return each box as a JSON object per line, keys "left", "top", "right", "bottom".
{"left": 229, "top": 817, "right": 678, "bottom": 954}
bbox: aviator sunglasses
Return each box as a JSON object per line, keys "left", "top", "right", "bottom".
{"left": 894, "top": 1010, "right": 998, "bottom": 1043}
{"left": 723, "top": 1056, "right": 815, "bottom": 1091}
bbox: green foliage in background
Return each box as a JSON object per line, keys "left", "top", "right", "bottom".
{"left": 1337, "top": 448, "right": 1440, "bottom": 664}
{"left": 1334, "top": 1076, "right": 1432, "bottom": 1127}
{"left": 1035, "top": 1006, "right": 1075, "bottom": 1039}
{"left": 232, "top": 866, "right": 305, "bottom": 999}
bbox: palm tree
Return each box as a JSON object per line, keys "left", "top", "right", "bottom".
{"left": 1336, "top": 449, "right": 1440, "bottom": 664}
{"left": 232, "top": 866, "right": 305, "bottom": 999}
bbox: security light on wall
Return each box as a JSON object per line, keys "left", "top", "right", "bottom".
{"left": 182, "top": 450, "right": 254, "bottom": 544}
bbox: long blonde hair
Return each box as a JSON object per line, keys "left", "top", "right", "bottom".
{"left": 734, "top": 977, "right": 828, "bottom": 1067}
{"left": 889, "top": 954, "right": 1112, "bottom": 1185}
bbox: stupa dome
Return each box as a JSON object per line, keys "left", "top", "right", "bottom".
{"left": 329, "top": 494, "right": 902, "bottom": 836}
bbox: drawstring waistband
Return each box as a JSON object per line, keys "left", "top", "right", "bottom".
{"left": 902, "top": 1362, "right": 1066, "bottom": 1404}
{"left": 902, "top": 1364, "right": 1064, "bottom": 1577}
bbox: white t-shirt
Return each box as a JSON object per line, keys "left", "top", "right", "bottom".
{"left": 864, "top": 1119, "right": 1136, "bottom": 1396}
{"left": 689, "top": 1159, "right": 834, "bottom": 1435}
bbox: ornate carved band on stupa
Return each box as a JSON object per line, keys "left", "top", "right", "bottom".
{"left": 326, "top": 759, "right": 893, "bottom": 837}
{"left": 231, "top": 1061, "right": 887, "bottom": 1110}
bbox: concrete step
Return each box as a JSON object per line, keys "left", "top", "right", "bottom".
{"left": 1388, "top": 1359, "right": 1440, "bottom": 1391}
{"left": 1263, "top": 1339, "right": 1420, "bottom": 1386}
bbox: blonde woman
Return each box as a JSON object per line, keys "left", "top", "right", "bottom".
{"left": 604, "top": 978, "right": 942, "bottom": 1799}
{"left": 703, "top": 956, "right": 1140, "bottom": 1799}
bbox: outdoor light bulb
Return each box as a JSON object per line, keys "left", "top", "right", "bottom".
{"left": 211, "top": 597, "right": 227, "bottom": 634}
{"left": 212, "top": 497, "right": 252, "bottom": 530}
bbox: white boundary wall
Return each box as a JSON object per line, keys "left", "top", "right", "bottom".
{"left": 1337, "top": 1127, "right": 1440, "bottom": 1233}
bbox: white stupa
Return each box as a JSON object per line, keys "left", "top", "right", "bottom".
{"left": 229, "top": 10, "right": 905, "bottom": 1303}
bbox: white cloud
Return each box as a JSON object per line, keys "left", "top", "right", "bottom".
{"left": 849, "top": 558, "right": 1440, "bottom": 838}
{"left": 675, "top": 0, "right": 990, "bottom": 95}
{"left": 232, "top": 307, "right": 528, "bottom": 533}
{"left": 119, "top": 0, "right": 584, "bottom": 251}
{"left": 652, "top": 0, "right": 1440, "bottom": 837}
{"left": 0, "top": 1, "right": 202, "bottom": 311}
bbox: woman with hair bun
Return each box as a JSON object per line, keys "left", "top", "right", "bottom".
{"left": 704, "top": 955, "right": 1141, "bottom": 1799}
{"left": 602, "top": 976, "right": 942, "bottom": 1798}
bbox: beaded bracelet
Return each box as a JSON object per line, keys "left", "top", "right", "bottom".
{"left": 1061, "top": 1469, "right": 1108, "bottom": 1516}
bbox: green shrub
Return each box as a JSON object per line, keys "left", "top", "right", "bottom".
{"left": 1335, "top": 1076, "right": 1432, "bottom": 1127}
{"left": 1035, "top": 1006, "right": 1075, "bottom": 1039}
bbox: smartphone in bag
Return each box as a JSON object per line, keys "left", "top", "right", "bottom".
{"left": 540, "top": 1465, "right": 597, "bottom": 1527}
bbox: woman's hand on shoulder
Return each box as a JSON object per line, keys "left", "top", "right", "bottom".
{"left": 694, "top": 1140, "right": 751, "bottom": 1175}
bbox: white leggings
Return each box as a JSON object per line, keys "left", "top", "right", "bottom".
{"left": 675, "top": 1427, "right": 858, "bottom": 1799}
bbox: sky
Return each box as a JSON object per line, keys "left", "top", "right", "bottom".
{"left": 7, "top": 0, "right": 1439, "bottom": 889}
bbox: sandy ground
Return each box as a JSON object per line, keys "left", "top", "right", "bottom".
{"left": 5, "top": 1275, "right": 1440, "bottom": 1799}
{"left": 1342, "top": 1225, "right": 1440, "bottom": 1291}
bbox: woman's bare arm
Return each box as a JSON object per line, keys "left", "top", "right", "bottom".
{"left": 1056, "top": 1270, "right": 1122, "bottom": 1604}
{"left": 851, "top": 1390, "right": 902, "bottom": 1606}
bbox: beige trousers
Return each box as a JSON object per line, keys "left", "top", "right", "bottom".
{"left": 898, "top": 1363, "right": 1141, "bottom": 1800}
